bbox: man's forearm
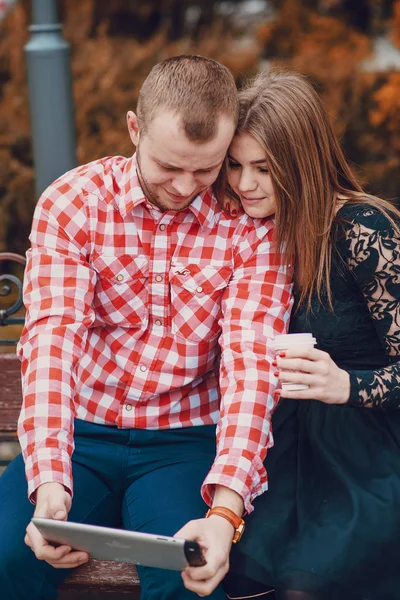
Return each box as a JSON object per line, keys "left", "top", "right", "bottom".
{"left": 212, "top": 485, "right": 244, "bottom": 516}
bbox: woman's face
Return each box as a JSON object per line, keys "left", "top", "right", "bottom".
{"left": 228, "top": 132, "right": 276, "bottom": 219}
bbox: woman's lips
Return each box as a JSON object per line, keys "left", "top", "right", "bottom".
{"left": 240, "top": 196, "right": 266, "bottom": 204}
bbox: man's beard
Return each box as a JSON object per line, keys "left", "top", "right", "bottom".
{"left": 136, "top": 146, "right": 200, "bottom": 212}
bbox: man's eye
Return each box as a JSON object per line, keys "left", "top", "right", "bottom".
{"left": 161, "top": 165, "right": 179, "bottom": 172}
{"left": 259, "top": 168, "right": 269, "bottom": 174}
{"left": 228, "top": 161, "right": 240, "bottom": 169}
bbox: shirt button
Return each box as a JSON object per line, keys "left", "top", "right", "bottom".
{"left": 125, "top": 404, "right": 133, "bottom": 411}
{"left": 155, "top": 275, "right": 163, "bottom": 282}
{"left": 154, "top": 319, "right": 162, "bottom": 326}
{"left": 139, "top": 365, "right": 147, "bottom": 372}
{"left": 196, "top": 286, "right": 203, "bottom": 293}
{"left": 159, "top": 224, "right": 166, "bottom": 231}
{"left": 116, "top": 274, "right": 124, "bottom": 282}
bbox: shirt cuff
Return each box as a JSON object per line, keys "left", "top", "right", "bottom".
{"left": 201, "top": 449, "right": 268, "bottom": 514}
{"left": 24, "top": 448, "right": 73, "bottom": 503}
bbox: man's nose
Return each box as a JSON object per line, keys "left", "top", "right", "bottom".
{"left": 172, "top": 173, "right": 197, "bottom": 197}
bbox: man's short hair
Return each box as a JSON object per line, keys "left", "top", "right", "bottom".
{"left": 137, "top": 55, "right": 239, "bottom": 143}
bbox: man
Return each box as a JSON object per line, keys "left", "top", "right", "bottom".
{"left": 0, "top": 55, "right": 292, "bottom": 599}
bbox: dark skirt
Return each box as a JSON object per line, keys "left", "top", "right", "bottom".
{"left": 228, "top": 399, "right": 400, "bottom": 600}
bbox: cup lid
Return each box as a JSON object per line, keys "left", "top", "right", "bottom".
{"left": 273, "top": 333, "right": 316, "bottom": 350}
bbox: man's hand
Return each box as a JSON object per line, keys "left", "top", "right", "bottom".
{"left": 25, "top": 482, "right": 89, "bottom": 569}
{"left": 176, "top": 515, "right": 234, "bottom": 597}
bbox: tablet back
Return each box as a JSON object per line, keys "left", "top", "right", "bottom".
{"left": 32, "top": 517, "right": 189, "bottom": 571}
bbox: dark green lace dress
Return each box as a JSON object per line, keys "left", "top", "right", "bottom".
{"left": 228, "top": 204, "right": 400, "bottom": 600}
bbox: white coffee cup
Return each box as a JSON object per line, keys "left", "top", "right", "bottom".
{"left": 273, "top": 333, "right": 316, "bottom": 392}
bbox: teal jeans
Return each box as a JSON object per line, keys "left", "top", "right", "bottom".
{"left": 0, "top": 419, "right": 226, "bottom": 600}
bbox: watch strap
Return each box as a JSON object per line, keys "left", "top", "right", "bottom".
{"left": 205, "top": 506, "right": 245, "bottom": 543}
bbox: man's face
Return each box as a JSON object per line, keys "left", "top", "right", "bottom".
{"left": 127, "top": 110, "right": 236, "bottom": 212}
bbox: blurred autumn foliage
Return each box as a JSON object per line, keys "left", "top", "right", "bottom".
{"left": 0, "top": 0, "right": 399, "bottom": 256}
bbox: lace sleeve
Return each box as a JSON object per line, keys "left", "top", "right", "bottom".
{"left": 343, "top": 207, "right": 400, "bottom": 409}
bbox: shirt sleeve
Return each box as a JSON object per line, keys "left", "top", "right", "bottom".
{"left": 201, "top": 217, "right": 294, "bottom": 513}
{"left": 17, "top": 183, "right": 96, "bottom": 501}
{"left": 343, "top": 209, "right": 400, "bottom": 409}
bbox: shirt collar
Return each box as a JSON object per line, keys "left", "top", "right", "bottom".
{"left": 187, "top": 188, "right": 219, "bottom": 230}
{"left": 116, "top": 155, "right": 147, "bottom": 218}
{"left": 116, "top": 154, "right": 220, "bottom": 228}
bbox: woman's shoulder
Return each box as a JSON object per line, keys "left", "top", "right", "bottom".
{"left": 337, "top": 201, "right": 399, "bottom": 233}
{"left": 334, "top": 201, "right": 399, "bottom": 272}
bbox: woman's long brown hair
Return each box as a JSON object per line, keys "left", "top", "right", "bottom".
{"left": 235, "top": 69, "right": 399, "bottom": 310}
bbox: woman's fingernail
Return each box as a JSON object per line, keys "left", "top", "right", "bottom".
{"left": 231, "top": 209, "right": 238, "bottom": 216}
{"left": 278, "top": 352, "right": 286, "bottom": 358}
{"left": 275, "top": 390, "right": 281, "bottom": 396}
{"left": 272, "top": 360, "right": 277, "bottom": 367}
{"left": 273, "top": 371, "right": 279, "bottom": 377}
{"left": 225, "top": 203, "right": 230, "bottom": 211}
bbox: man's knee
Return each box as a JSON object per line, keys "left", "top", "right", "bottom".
{"left": 0, "top": 499, "right": 57, "bottom": 600}
{"left": 0, "top": 532, "right": 63, "bottom": 600}
{"left": 0, "top": 531, "right": 38, "bottom": 599}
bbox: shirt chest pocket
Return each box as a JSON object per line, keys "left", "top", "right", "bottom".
{"left": 91, "top": 253, "right": 149, "bottom": 328}
{"left": 169, "top": 263, "right": 232, "bottom": 343}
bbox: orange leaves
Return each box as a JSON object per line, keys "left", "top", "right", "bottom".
{"left": 370, "top": 73, "right": 400, "bottom": 127}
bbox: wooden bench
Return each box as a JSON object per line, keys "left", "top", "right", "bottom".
{"left": 0, "top": 353, "right": 141, "bottom": 599}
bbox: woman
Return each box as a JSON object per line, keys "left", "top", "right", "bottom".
{"left": 223, "top": 69, "right": 400, "bottom": 600}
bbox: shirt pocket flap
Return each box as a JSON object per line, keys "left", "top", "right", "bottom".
{"left": 91, "top": 254, "right": 149, "bottom": 283}
{"left": 170, "top": 264, "right": 232, "bottom": 295}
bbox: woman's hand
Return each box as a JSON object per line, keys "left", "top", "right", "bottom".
{"left": 222, "top": 195, "right": 242, "bottom": 217}
{"left": 274, "top": 347, "right": 350, "bottom": 405}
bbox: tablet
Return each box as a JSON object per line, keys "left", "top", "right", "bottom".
{"left": 32, "top": 517, "right": 206, "bottom": 571}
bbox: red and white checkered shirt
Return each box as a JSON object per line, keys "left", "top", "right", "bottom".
{"left": 17, "top": 155, "right": 293, "bottom": 512}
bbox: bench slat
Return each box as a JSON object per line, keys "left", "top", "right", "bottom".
{"left": 64, "top": 560, "right": 140, "bottom": 593}
{"left": 0, "top": 354, "right": 22, "bottom": 431}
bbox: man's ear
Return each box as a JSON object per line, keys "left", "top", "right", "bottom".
{"left": 127, "top": 111, "right": 140, "bottom": 146}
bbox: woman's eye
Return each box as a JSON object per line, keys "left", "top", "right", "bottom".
{"left": 259, "top": 168, "right": 269, "bottom": 174}
{"left": 228, "top": 161, "right": 240, "bottom": 169}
